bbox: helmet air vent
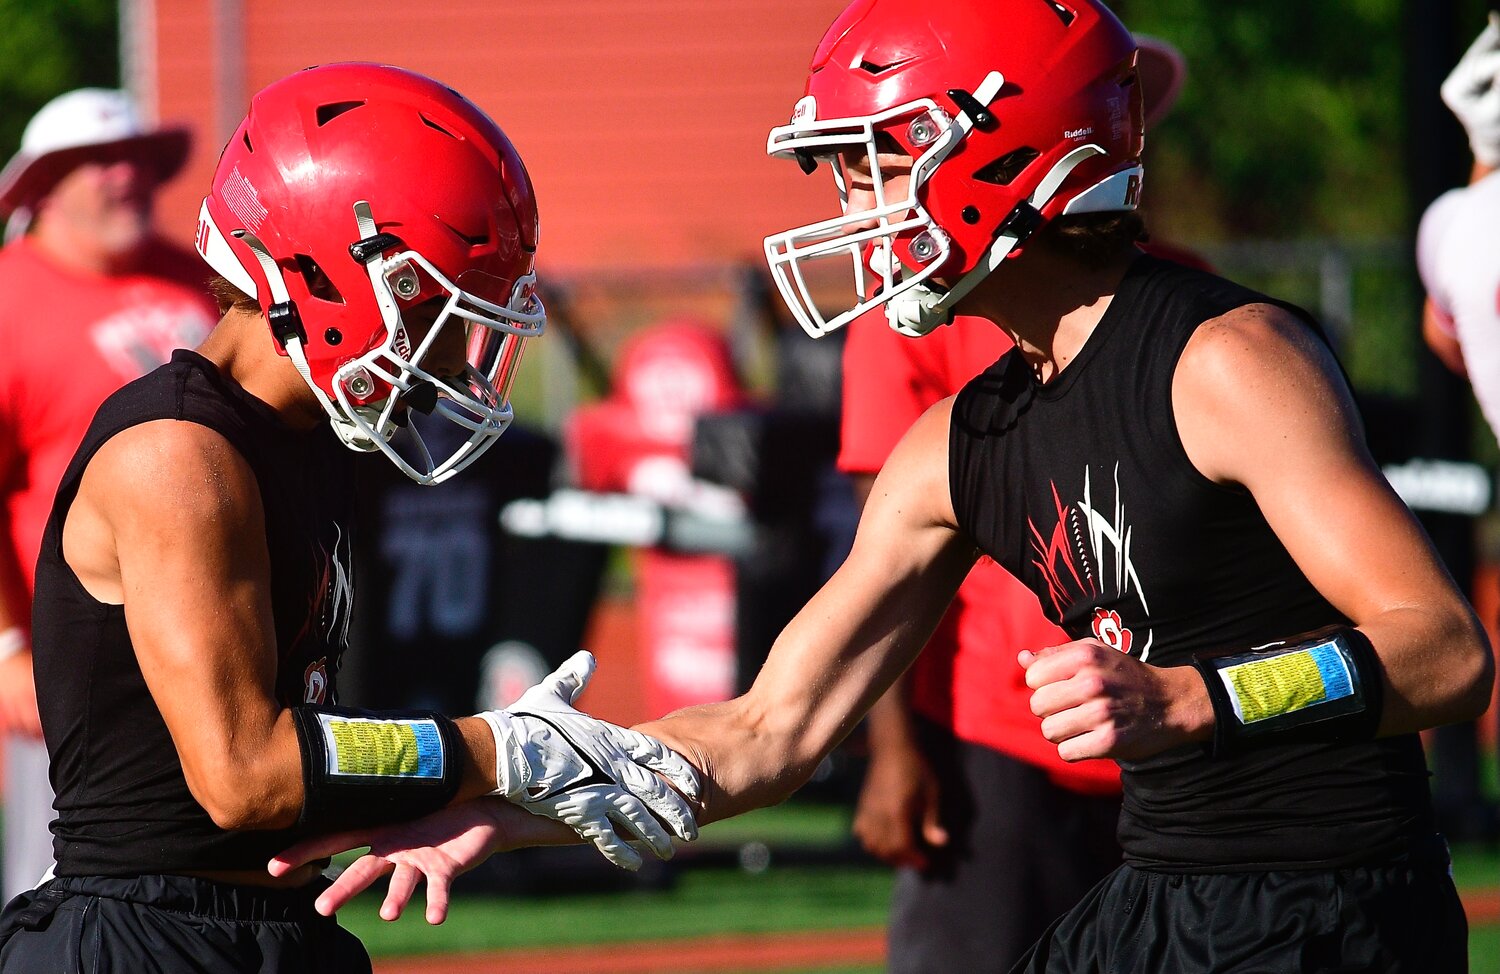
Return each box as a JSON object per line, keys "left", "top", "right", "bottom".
{"left": 420, "top": 113, "right": 459, "bottom": 139}
{"left": 242, "top": 131, "right": 254, "bottom": 152}
{"left": 974, "top": 147, "right": 1040, "bottom": 186}
{"left": 1041, "top": 0, "right": 1076, "bottom": 26}
{"left": 315, "top": 100, "right": 365, "bottom": 126}
{"left": 856, "top": 56, "right": 913, "bottom": 77}
{"left": 444, "top": 222, "right": 490, "bottom": 248}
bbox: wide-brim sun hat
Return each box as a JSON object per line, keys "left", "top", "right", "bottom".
{"left": 1136, "top": 34, "right": 1188, "bottom": 129}
{"left": 0, "top": 88, "right": 191, "bottom": 217}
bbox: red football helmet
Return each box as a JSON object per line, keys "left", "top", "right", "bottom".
{"left": 763, "top": 0, "right": 1143, "bottom": 338}
{"left": 196, "top": 62, "right": 544, "bottom": 484}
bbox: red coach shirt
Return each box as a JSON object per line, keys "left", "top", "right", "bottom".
{"left": 0, "top": 236, "right": 216, "bottom": 599}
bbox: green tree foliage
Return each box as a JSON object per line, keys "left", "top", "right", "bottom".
{"left": 1121, "top": 0, "right": 1496, "bottom": 241}
{"left": 0, "top": 0, "right": 119, "bottom": 157}
{"left": 1124, "top": 0, "right": 1405, "bottom": 239}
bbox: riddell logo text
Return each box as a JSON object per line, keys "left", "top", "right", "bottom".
{"left": 1064, "top": 126, "right": 1095, "bottom": 139}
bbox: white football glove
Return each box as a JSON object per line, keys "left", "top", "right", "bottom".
{"left": 476, "top": 651, "right": 701, "bottom": 870}
{"left": 1441, "top": 13, "right": 1500, "bottom": 166}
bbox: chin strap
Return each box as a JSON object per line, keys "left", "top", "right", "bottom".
{"left": 234, "top": 227, "right": 380, "bottom": 451}
{"left": 885, "top": 143, "right": 1107, "bottom": 338}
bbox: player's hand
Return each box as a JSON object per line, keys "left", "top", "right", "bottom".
{"left": 0, "top": 652, "right": 41, "bottom": 739}
{"left": 270, "top": 797, "right": 565, "bottom": 923}
{"left": 1021, "top": 638, "right": 1210, "bottom": 761}
{"left": 852, "top": 741, "right": 947, "bottom": 871}
{"left": 1442, "top": 12, "right": 1500, "bottom": 166}
{"left": 478, "top": 651, "right": 701, "bottom": 871}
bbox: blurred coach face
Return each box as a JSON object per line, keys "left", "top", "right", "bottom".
{"left": 34, "top": 152, "right": 161, "bottom": 265}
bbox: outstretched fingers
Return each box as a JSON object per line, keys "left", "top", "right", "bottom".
{"left": 269, "top": 828, "right": 376, "bottom": 877}
{"left": 312, "top": 851, "right": 460, "bottom": 924}
{"left": 381, "top": 863, "right": 421, "bottom": 921}
{"left": 314, "top": 853, "right": 394, "bottom": 916}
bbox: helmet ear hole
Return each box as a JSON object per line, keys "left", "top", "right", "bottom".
{"left": 294, "top": 254, "right": 345, "bottom": 304}
{"left": 974, "top": 147, "right": 1041, "bottom": 186}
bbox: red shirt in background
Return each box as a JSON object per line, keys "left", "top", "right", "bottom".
{"left": 0, "top": 236, "right": 216, "bottom": 599}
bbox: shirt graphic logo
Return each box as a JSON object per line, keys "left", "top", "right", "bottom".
{"left": 1028, "top": 464, "right": 1154, "bottom": 660}
{"left": 1091, "top": 608, "right": 1133, "bottom": 653}
{"left": 291, "top": 523, "right": 355, "bottom": 664}
{"left": 304, "top": 657, "right": 328, "bottom": 704}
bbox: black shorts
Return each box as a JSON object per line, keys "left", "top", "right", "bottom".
{"left": 0, "top": 874, "right": 371, "bottom": 973}
{"left": 1010, "top": 836, "right": 1467, "bottom": 974}
{"left": 887, "top": 718, "right": 1121, "bottom": 974}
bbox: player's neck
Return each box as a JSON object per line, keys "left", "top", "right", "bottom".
{"left": 962, "top": 245, "right": 1138, "bottom": 385}
{"left": 195, "top": 309, "right": 327, "bottom": 430}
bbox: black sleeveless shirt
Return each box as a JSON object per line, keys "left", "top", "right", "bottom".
{"left": 949, "top": 255, "right": 1433, "bottom": 871}
{"left": 32, "top": 350, "right": 355, "bottom": 876}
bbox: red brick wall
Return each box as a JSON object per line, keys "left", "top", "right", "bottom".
{"left": 149, "top": 0, "right": 847, "bottom": 275}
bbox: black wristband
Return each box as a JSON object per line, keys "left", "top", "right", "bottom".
{"left": 1192, "top": 626, "right": 1383, "bottom": 759}
{"left": 292, "top": 705, "right": 465, "bottom": 832}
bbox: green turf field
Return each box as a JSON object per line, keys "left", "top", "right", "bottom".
{"left": 335, "top": 802, "right": 1500, "bottom": 972}
{"left": 342, "top": 803, "right": 888, "bottom": 957}
{"left": 342, "top": 864, "right": 891, "bottom": 956}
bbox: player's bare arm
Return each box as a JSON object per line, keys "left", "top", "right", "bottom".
{"left": 273, "top": 397, "right": 977, "bottom": 916}
{"left": 64, "top": 421, "right": 499, "bottom": 841}
{"left": 1175, "top": 303, "right": 1492, "bottom": 732}
{"left": 1023, "top": 304, "right": 1492, "bottom": 763}
{"left": 845, "top": 472, "right": 949, "bottom": 870}
{"left": 639, "top": 397, "right": 977, "bottom": 824}
{"left": 69, "top": 405, "right": 697, "bottom": 875}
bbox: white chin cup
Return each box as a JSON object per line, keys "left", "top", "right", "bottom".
{"left": 327, "top": 406, "right": 393, "bottom": 453}
{"left": 885, "top": 284, "right": 952, "bottom": 337}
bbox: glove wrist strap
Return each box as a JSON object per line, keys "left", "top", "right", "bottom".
{"left": 476, "top": 709, "right": 530, "bottom": 798}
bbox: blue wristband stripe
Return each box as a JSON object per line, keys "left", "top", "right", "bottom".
{"left": 1309, "top": 639, "right": 1354, "bottom": 700}
{"left": 411, "top": 720, "right": 445, "bottom": 778}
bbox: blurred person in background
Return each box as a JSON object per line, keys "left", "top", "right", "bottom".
{"left": 840, "top": 34, "right": 1206, "bottom": 973}
{"left": 1417, "top": 12, "right": 1500, "bottom": 847}
{"left": 278, "top": 4, "right": 1489, "bottom": 971}
{"left": 1420, "top": 14, "right": 1500, "bottom": 423}
{"left": 0, "top": 88, "right": 217, "bottom": 901}
{"left": 0, "top": 63, "right": 696, "bottom": 973}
